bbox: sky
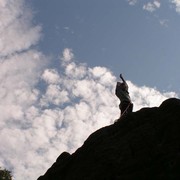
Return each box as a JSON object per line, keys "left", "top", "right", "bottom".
{"left": 0, "top": 0, "right": 179, "bottom": 179}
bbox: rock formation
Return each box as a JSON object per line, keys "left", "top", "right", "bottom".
{"left": 38, "top": 98, "right": 180, "bottom": 180}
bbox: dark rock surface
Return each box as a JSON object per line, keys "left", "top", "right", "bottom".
{"left": 38, "top": 98, "right": 180, "bottom": 180}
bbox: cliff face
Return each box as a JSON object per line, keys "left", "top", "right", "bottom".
{"left": 38, "top": 98, "right": 180, "bottom": 180}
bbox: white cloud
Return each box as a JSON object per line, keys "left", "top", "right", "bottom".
{"left": 41, "top": 69, "right": 60, "bottom": 84}
{"left": 159, "top": 19, "right": 169, "bottom": 27}
{"left": 127, "top": 0, "right": 138, "bottom": 6}
{"left": 170, "top": 0, "right": 180, "bottom": 13}
{"left": 127, "top": 0, "right": 180, "bottom": 15}
{"left": 0, "top": 0, "right": 42, "bottom": 57}
{"left": 143, "top": 1, "right": 161, "bottom": 12}
{"left": 64, "top": 62, "right": 87, "bottom": 79}
{"left": 0, "top": 0, "right": 47, "bottom": 179}
{"left": 61, "top": 48, "right": 74, "bottom": 62}
{"left": 40, "top": 84, "right": 69, "bottom": 106}
{"left": 0, "top": 1, "right": 178, "bottom": 180}
{"left": 154, "top": 1, "right": 161, "bottom": 8}
{"left": 128, "top": 82, "right": 176, "bottom": 110}
{"left": 0, "top": 50, "right": 46, "bottom": 122}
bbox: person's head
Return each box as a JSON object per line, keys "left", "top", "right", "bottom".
{"left": 117, "top": 82, "right": 128, "bottom": 91}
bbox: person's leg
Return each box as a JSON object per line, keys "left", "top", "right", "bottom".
{"left": 127, "top": 103, "right": 133, "bottom": 113}
{"left": 120, "top": 102, "right": 129, "bottom": 116}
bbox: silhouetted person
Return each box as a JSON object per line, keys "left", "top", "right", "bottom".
{"left": 115, "top": 74, "right": 133, "bottom": 117}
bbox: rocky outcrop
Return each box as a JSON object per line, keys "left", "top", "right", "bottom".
{"left": 38, "top": 98, "right": 180, "bottom": 180}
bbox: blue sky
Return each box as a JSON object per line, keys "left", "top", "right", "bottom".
{"left": 0, "top": 0, "right": 179, "bottom": 179}
{"left": 30, "top": 0, "right": 180, "bottom": 93}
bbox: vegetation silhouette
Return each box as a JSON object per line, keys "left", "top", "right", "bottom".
{"left": 0, "top": 167, "right": 12, "bottom": 180}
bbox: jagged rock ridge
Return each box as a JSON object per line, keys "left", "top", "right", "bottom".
{"left": 38, "top": 98, "right": 180, "bottom": 180}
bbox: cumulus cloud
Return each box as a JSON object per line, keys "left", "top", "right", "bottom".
{"left": 61, "top": 48, "right": 74, "bottom": 62}
{"left": 41, "top": 69, "right": 60, "bottom": 84}
{"left": 170, "top": 0, "right": 180, "bottom": 13}
{"left": 143, "top": 1, "right": 161, "bottom": 12}
{"left": 0, "top": 1, "right": 178, "bottom": 180}
{"left": 0, "top": 0, "right": 47, "bottom": 179}
{"left": 0, "top": 0, "right": 42, "bottom": 57}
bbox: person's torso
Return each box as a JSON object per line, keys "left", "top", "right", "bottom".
{"left": 118, "top": 89, "right": 131, "bottom": 102}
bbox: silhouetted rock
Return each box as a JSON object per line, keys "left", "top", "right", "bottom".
{"left": 38, "top": 98, "right": 180, "bottom": 180}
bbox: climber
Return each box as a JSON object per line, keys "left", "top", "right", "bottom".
{"left": 115, "top": 74, "right": 133, "bottom": 117}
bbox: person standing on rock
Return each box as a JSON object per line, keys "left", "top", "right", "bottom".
{"left": 115, "top": 74, "right": 133, "bottom": 117}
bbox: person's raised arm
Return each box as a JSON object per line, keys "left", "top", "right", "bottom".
{"left": 120, "top": 74, "right": 128, "bottom": 90}
{"left": 120, "top": 74, "right": 126, "bottom": 84}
